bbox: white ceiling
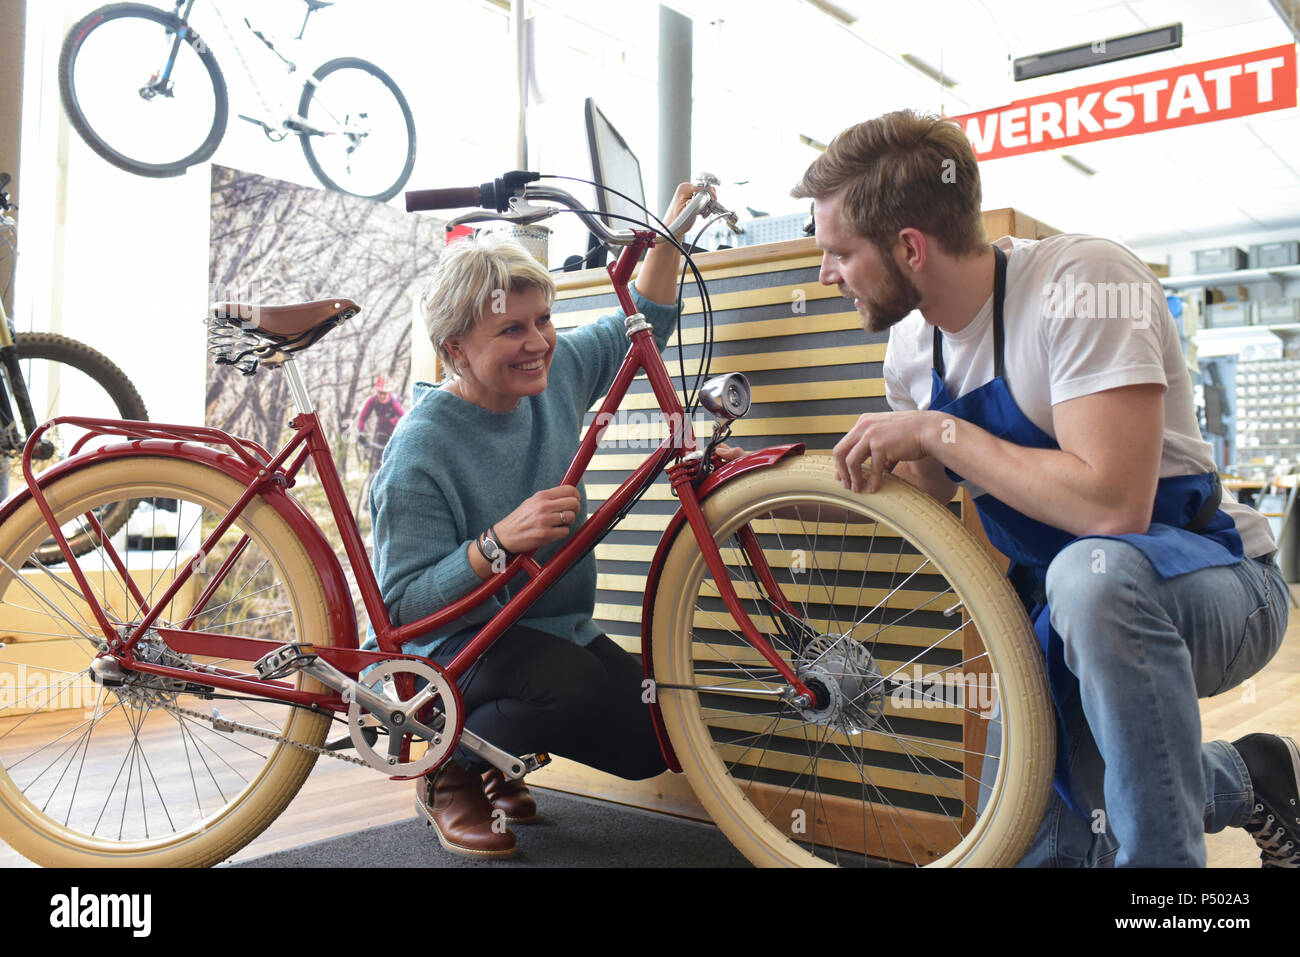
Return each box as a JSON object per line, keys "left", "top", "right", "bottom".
{"left": 669, "top": 0, "right": 1300, "bottom": 251}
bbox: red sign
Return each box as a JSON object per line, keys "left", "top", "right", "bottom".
{"left": 949, "top": 44, "right": 1298, "bottom": 161}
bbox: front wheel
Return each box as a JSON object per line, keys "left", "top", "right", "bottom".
{"left": 58, "top": 3, "right": 229, "bottom": 177}
{"left": 651, "top": 454, "right": 1053, "bottom": 867}
{"left": 298, "top": 58, "right": 416, "bottom": 203}
{"left": 0, "top": 456, "right": 335, "bottom": 867}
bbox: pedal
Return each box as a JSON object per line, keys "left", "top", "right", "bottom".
{"left": 237, "top": 113, "right": 274, "bottom": 135}
{"left": 254, "top": 642, "right": 319, "bottom": 680}
{"left": 522, "top": 752, "right": 551, "bottom": 774}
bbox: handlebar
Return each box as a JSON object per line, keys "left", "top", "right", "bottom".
{"left": 405, "top": 170, "right": 542, "bottom": 215}
{"left": 404, "top": 185, "right": 482, "bottom": 212}
{"left": 404, "top": 171, "right": 739, "bottom": 248}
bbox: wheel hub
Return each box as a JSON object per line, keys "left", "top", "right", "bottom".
{"left": 106, "top": 630, "right": 192, "bottom": 709}
{"left": 794, "top": 634, "right": 884, "bottom": 735}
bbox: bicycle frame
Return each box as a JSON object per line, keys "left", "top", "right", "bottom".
{"left": 157, "top": 0, "right": 309, "bottom": 132}
{"left": 15, "top": 235, "right": 818, "bottom": 765}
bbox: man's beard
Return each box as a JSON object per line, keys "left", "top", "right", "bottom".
{"left": 845, "top": 250, "right": 921, "bottom": 333}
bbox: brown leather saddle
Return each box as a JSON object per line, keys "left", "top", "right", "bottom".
{"left": 210, "top": 298, "right": 360, "bottom": 373}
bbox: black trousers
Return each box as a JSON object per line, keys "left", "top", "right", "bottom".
{"left": 433, "top": 625, "right": 668, "bottom": 781}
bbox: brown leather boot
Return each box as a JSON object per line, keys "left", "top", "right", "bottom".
{"left": 416, "top": 761, "right": 516, "bottom": 858}
{"left": 482, "top": 768, "right": 539, "bottom": 824}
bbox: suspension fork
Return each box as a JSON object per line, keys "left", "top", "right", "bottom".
{"left": 157, "top": 0, "right": 201, "bottom": 87}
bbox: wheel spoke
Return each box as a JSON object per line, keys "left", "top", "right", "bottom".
{"left": 0, "top": 457, "right": 333, "bottom": 864}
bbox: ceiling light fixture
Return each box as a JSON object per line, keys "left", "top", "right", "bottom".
{"left": 1061, "top": 154, "right": 1097, "bottom": 176}
{"left": 901, "top": 53, "right": 958, "bottom": 88}
{"left": 1014, "top": 23, "right": 1182, "bottom": 81}
{"left": 804, "top": 0, "right": 857, "bottom": 27}
{"left": 1267, "top": 0, "right": 1300, "bottom": 45}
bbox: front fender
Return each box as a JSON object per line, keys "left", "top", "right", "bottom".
{"left": 640, "top": 443, "right": 804, "bottom": 771}
{"left": 1, "top": 439, "right": 359, "bottom": 650}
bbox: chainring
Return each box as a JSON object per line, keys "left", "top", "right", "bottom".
{"left": 346, "top": 658, "right": 461, "bottom": 777}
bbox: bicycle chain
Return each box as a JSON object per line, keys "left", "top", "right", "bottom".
{"left": 163, "top": 701, "right": 369, "bottom": 767}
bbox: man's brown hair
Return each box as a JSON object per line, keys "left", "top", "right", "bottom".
{"left": 792, "top": 110, "right": 986, "bottom": 257}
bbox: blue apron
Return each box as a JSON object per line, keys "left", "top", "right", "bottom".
{"left": 927, "top": 245, "right": 1244, "bottom": 815}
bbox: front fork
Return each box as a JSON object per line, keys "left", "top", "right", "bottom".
{"left": 666, "top": 459, "right": 818, "bottom": 708}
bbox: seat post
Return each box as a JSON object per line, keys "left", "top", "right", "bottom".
{"left": 282, "top": 357, "right": 315, "bottom": 414}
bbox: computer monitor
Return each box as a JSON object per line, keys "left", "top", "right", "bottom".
{"left": 585, "top": 98, "right": 648, "bottom": 241}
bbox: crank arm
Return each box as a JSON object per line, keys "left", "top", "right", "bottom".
{"left": 457, "top": 730, "right": 549, "bottom": 781}
{"left": 255, "top": 643, "right": 442, "bottom": 742}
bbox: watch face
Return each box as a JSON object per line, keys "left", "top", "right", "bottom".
{"left": 482, "top": 535, "right": 500, "bottom": 560}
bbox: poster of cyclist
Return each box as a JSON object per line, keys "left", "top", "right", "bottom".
{"left": 205, "top": 164, "right": 443, "bottom": 524}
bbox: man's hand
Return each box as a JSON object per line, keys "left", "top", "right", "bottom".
{"left": 833, "top": 410, "right": 940, "bottom": 493}
{"left": 713, "top": 443, "right": 745, "bottom": 464}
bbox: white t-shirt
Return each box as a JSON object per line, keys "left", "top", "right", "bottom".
{"left": 884, "top": 233, "right": 1275, "bottom": 559}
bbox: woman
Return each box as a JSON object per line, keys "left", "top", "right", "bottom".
{"left": 369, "top": 184, "right": 731, "bottom": 858}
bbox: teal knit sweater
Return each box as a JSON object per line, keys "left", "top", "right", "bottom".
{"left": 368, "top": 288, "right": 680, "bottom": 659}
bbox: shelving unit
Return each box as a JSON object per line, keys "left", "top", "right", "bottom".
{"left": 1162, "top": 261, "right": 1300, "bottom": 352}
{"left": 1161, "top": 264, "right": 1300, "bottom": 289}
{"left": 1233, "top": 356, "right": 1300, "bottom": 480}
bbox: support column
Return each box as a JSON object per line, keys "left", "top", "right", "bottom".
{"left": 657, "top": 5, "right": 692, "bottom": 212}
{"left": 0, "top": 0, "right": 24, "bottom": 315}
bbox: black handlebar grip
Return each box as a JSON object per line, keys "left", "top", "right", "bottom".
{"left": 404, "top": 185, "right": 482, "bottom": 212}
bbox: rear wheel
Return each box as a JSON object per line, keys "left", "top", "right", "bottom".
{"left": 651, "top": 454, "right": 1053, "bottom": 867}
{"left": 298, "top": 57, "right": 416, "bottom": 203}
{"left": 0, "top": 456, "right": 335, "bottom": 867}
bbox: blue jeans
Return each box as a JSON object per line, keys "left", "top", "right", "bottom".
{"left": 1017, "top": 539, "right": 1289, "bottom": 867}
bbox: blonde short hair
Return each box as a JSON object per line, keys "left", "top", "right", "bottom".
{"left": 422, "top": 233, "right": 556, "bottom": 375}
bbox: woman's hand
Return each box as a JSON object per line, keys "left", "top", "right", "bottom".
{"left": 635, "top": 181, "right": 715, "bottom": 306}
{"left": 661, "top": 180, "right": 714, "bottom": 240}
{"left": 493, "top": 485, "right": 583, "bottom": 554}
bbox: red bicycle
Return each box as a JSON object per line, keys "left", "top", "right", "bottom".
{"left": 0, "top": 173, "right": 1051, "bottom": 867}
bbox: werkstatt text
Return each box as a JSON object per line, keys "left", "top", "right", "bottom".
{"left": 949, "top": 44, "right": 1298, "bottom": 160}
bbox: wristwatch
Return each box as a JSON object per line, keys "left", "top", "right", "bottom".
{"left": 476, "top": 526, "right": 510, "bottom": 564}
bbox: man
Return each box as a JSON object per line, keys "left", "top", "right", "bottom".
{"left": 793, "top": 109, "right": 1297, "bottom": 867}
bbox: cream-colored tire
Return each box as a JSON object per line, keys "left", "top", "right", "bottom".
{"left": 651, "top": 454, "right": 1052, "bottom": 867}
{"left": 0, "top": 456, "right": 334, "bottom": 867}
